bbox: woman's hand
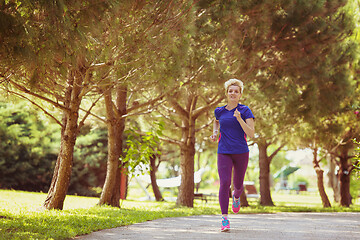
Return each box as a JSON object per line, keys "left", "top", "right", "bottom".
{"left": 234, "top": 109, "right": 255, "bottom": 138}
{"left": 233, "top": 109, "right": 241, "bottom": 119}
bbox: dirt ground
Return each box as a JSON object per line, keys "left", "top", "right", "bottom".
{"left": 74, "top": 212, "right": 360, "bottom": 240}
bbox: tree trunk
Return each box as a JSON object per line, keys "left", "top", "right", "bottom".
{"left": 176, "top": 143, "right": 195, "bottom": 207}
{"left": 240, "top": 190, "right": 250, "bottom": 207}
{"left": 99, "top": 86, "right": 127, "bottom": 207}
{"left": 339, "top": 147, "right": 351, "bottom": 207}
{"left": 43, "top": 69, "right": 83, "bottom": 210}
{"left": 195, "top": 150, "right": 201, "bottom": 192}
{"left": 116, "top": 85, "right": 127, "bottom": 200}
{"left": 166, "top": 93, "right": 222, "bottom": 207}
{"left": 176, "top": 117, "right": 196, "bottom": 207}
{"left": 258, "top": 142, "right": 274, "bottom": 206}
{"left": 312, "top": 148, "right": 331, "bottom": 208}
{"left": 327, "top": 154, "right": 340, "bottom": 202}
{"left": 150, "top": 154, "right": 164, "bottom": 201}
{"left": 315, "top": 168, "right": 331, "bottom": 208}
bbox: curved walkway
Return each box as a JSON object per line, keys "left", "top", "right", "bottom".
{"left": 74, "top": 212, "right": 360, "bottom": 240}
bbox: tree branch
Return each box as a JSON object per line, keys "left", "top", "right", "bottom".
{"left": 78, "top": 94, "right": 104, "bottom": 129}
{"left": 158, "top": 135, "right": 182, "bottom": 146}
{"left": 7, "top": 90, "right": 63, "bottom": 127}
{"left": 193, "top": 94, "right": 224, "bottom": 119}
{"left": 268, "top": 143, "right": 285, "bottom": 162}
{"left": 78, "top": 107, "right": 106, "bottom": 123}
{"left": 127, "top": 90, "right": 166, "bottom": 113}
{"left": 349, "top": 159, "right": 359, "bottom": 173}
{"left": 168, "top": 98, "right": 189, "bottom": 120}
{"left": 195, "top": 119, "right": 213, "bottom": 132}
{"left": 135, "top": 129, "right": 182, "bottom": 146}
{"left": 7, "top": 79, "right": 70, "bottom": 112}
{"left": 156, "top": 108, "right": 183, "bottom": 129}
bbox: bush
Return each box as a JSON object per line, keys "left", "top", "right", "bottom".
{"left": 293, "top": 175, "right": 310, "bottom": 187}
{"left": 69, "top": 125, "right": 108, "bottom": 197}
{"left": 353, "top": 139, "right": 360, "bottom": 178}
{"left": 0, "top": 100, "right": 113, "bottom": 197}
{"left": 0, "top": 101, "right": 59, "bottom": 192}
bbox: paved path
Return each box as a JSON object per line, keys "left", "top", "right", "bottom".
{"left": 75, "top": 212, "right": 360, "bottom": 240}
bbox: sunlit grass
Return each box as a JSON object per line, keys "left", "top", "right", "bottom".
{"left": 0, "top": 189, "right": 359, "bottom": 240}
{"left": 0, "top": 190, "right": 220, "bottom": 240}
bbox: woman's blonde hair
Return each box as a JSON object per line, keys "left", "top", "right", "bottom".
{"left": 224, "top": 78, "right": 244, "bottom": 94}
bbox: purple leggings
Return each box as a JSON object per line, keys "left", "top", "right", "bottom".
{"left": 217, "top": 152, "right": 249, "bottom": 214}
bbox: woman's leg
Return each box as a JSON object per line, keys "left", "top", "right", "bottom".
{"left": 232, "top": 152, "right": 249, "bottom": 199}
{"left": 217, "top": 154, "right": 233, "bottom": 215}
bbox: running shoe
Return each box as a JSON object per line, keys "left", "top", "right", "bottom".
{"left": 221, "top": 216, "right": 230, "bottom": 232}
{"left": 232, "top": 191, "right": 241, "bottom": 213}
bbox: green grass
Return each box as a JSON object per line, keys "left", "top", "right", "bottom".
{"left": 0, "top": 190, "right": 359, "bottom": 240}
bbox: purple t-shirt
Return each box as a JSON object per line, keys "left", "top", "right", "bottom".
{"left": 214, "top": 104, "right": 255, "bottom": 154}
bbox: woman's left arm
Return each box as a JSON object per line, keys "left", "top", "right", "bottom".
{"left": 234, "top": 109, "right": 255, "bottom": 138}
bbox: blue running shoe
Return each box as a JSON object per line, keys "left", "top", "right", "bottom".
{"left": 221, "top": 216, "right": 230, "bottom": 232}
{"left": 232, "top": 191, "right": 241, "bottom": 213}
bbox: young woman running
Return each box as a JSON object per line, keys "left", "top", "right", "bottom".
{"left": 210, "top": 78, "right": 255, "bottom": 232}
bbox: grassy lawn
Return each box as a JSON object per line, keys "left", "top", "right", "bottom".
{"left": 0, "top": 189, "right": 359, "bottom": 240}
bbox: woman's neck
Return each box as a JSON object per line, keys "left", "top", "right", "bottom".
{"left": 226, "top": 102, "right": 238, "bottom": 110}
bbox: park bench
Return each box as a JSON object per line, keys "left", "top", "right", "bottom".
{"left": 135, "top": 168, "right": 207, "bottom": 201}
{"left": 244, "top": 181, "right": 260, "bottom": 199}
{"left": 135, "top": 172, "right": 259, "bottom": 201}
{"left": 194, "top": 192, "right": 217, "bottom": 203}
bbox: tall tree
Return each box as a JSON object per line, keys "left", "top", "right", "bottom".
{"left": 155, "top": 2, "right": 231, "bottom": 206}
{"left": 312, "top": 145, "right": 332, "bottom": 208}
{"left": 231, "top": 0, "right": 358, "bottom": 206}
{"left": 159, "top": 75, "right": 224, "bottom": 207}
{"left": 294, "top": 0, "right": 360, "bottom": 207}
{"left": 0, "top": 1, "right": 129, "bottom": 209}
{"left": 98, "top": 86, "right": 127, "bottom": 207}
{"left": 247, "top": 80, "right": 293, "bottom": 206}
{"left": 97, "top": 0, "right": 198, "bottom": 207}
{"left": 328, "top": 127, "right": 359, "bottom": 206}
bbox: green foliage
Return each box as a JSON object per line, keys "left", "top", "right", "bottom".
{"left": 270, "top": 148, "right": 291, "bottom": 176}
{"left": 292, "top": 176, "right": 310, "bottom": 188}
{"left": 350, "top": 172, "right": 360, "bottom": 204}
{"left": 69, "top": 125, "right": 108, "bottom": 197}
{"left": 350, "top": 137, "right": 360, "bottom": 202}
{"left": 0, "top": 101, "right": 59, "bottom": 192}
{"left": 122, "top": 121, "right": 164, "bottom": 175}
{"left": 352, "top": 139, "right": 360, "bottom": 178}
{"left": 0, "top": 100, "right": 108, "bottom": 196}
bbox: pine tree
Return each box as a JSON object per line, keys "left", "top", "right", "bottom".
{"left": 1, "top": 1, "right": 144, "bottom": 209}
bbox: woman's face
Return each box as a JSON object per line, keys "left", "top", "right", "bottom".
{"left": 227, "top": 85, "right": 241, "bottom": 103}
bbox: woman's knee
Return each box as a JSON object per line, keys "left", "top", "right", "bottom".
{"left": 220, "top": 179, "right": 231, "bottom": 189}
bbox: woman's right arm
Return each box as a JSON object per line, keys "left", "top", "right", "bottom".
{"left": 210, "top": 119, "right": 219, "bottom": 142}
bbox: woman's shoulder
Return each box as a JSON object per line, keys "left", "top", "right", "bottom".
{"left": 237, "top": 104, "right": 255, "bottom": 118}
{"left": 237, "top": 104, "right": 250, "bottom": 110}
{"left": 214, "top": 105, "right": 226, "bottom": 116}
{"left": 215, "top": 105, "right": 226, "bottom": 111}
